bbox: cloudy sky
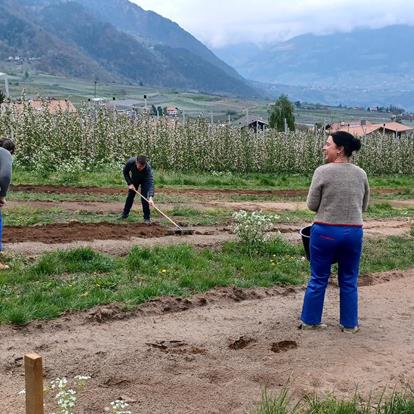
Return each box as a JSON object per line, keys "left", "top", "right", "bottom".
{"left": 132, "top": 0, "right": 414, "bottom": 47}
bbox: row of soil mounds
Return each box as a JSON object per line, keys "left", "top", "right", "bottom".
{"left": 3, "top": 222, "right": 171, "bottom": 244}
{"left": 11, "top": 184, "right": 306, "bottom": 196}
{"left": 11, "top": 184, "right": 402, "bottom": 197}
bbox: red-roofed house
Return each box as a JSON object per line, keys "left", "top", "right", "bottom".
{"left": 1, "top": 98, "right": 77, "bottom": 114}
{"left": 326, "top": 120, "right": 413, "bottom": 137}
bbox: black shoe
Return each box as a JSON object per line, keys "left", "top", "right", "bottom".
{"left": 119, "top": 214, "right": 128, "bottom": 220}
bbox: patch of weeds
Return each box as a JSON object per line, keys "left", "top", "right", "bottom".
{"left": 29, "top": 247, "right": 118, "bottom": 276}
{"left": 254, "top": 387, "right": 300, "bottom": 414}
{"left": 3, "top": 307, "right": 29, "bottom": 325}
{"left": 360, "top": 236, "right": 414, "bottom": 273}
{"left": 366, "top": 204, "right": 414, "bottom": 219}
{"left": 254, "top": 387, "right": 414, "bottom": 413}
{"left": 167, "top": 206, "right": 202, "bottom": 217}
{"left": 381, "top": 389, "right": 414, "bottom": 413}
{"left": 9, "top": 191, "right": 124, "bottom": 203}
{"left": 162, "top": 207, "right": 230, "bottom": 226}
{"left": 3, "top": 206, "right": 70, "bottom": 226}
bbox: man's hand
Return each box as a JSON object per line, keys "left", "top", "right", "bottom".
{"left": 148, "top": 196, "right": 155, "bottom": 207}
{"left": 0, "top": 197, "right": 5, "bottom": 207}
{"left": 128, "top": 184, "right": 136, "bottom": 191}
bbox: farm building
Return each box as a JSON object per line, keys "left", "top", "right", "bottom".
{"left": 240, "top": 117, "right": 269, "bottom": 133}
{"left": 326, "top": 120, "right": 414, "bottom": 138}
{"left": 165, "top": 106, "right": 180, "bottom": 117}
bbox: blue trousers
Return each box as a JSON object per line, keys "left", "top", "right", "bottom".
{"left": 301, "top": 224, "right": 363, "bottom": 329}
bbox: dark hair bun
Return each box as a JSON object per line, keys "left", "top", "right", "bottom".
{"left": 331, "top": 131, "right": 362, "bottom": 156}
{"left": 352, "top": 137, "right": 361, "bottom": 152}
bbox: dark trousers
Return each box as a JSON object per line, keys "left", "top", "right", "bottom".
{"left": 122, "top": 181, "right": 151, "bottom": 219}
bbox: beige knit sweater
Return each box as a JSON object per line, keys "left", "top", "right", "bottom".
{"left": 307, "top": 163, "right": 370, "bottom": 226}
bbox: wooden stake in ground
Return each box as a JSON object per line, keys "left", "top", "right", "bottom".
{"left": 25, "top": 353, "right": 44, "bottom": 414}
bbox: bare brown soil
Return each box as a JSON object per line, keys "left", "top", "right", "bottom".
{"left": 11, "top": 184, "right": 308, "bottom": 197}
{"left": 3, "top": 222, "right": 172, "bottom": 244}
{"left": 11, "top": 184, "right": 404, "bottom": 197}
{"left": 1, "top": 270, "right": 413, "bottom": 413}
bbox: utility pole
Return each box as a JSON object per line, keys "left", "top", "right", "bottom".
{"left": 0, "top": 72, "right": 10, "bottom": 98}
{"left": 94, "top": 80, "right": 97, "bottom": 98}
{"left": 144, "top": 94, "right": 147, "bottom": 110}
{"left": 4, "top": 75, "right": 9, "bottom": 98}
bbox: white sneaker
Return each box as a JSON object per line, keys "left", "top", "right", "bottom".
{"left": 340, "top": 325, "right": 360, "bottom": 333}
{"left": 299, "top": 322, "right": 327, "bottom": 330}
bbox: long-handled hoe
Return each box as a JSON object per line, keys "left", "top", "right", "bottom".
{"left": 132, "top": 188, "right": 194, "bottom": 235}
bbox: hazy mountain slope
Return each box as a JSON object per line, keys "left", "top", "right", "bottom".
{"left": 214, "top": 25, "right": 414, "bottom": 89}
{"left": 0, "top": 0, "right": 257, "bottom": 96}
{"left": 0, "top": 0, "right": 115, "bottom": 81}
{"left": 81, "top": 0, "right": 243, "bottom": 81}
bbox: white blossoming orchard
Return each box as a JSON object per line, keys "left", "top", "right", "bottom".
{"left": 1, "top": 104, "right": 412, "bottom": 175}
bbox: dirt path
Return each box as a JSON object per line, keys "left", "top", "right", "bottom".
{"left": 11, "top": 184, "right": 404, "bottom": 197}
{"left": 6, "top": 199, "right": 309, "bottom": 213}
{"left": 3, "top": 219, "right": 411, "bottom": 256}
{"left": 1, "top": 269, "right": 413, "bottom": 413}
{"left": 7, "top": 196, "right": 414, "bottom": 216}
{"left": 4, "top": 226, "right": 233, "bottom": 256}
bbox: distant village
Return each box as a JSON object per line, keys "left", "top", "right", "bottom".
{"left": 1, "top": 81, "right": 413, "bottom": 138}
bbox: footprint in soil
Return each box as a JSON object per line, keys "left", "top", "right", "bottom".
{"left": 147, "top": 340, "right": 187, "bottom": 351}
{"left": 270, "top": 340, "right": 298, "bottom": 353}
{"left": 146, "top": 340, "right": 206, "bottom": 355}
{"left": 228, "top": 336, "right": 256, "bottom": 350}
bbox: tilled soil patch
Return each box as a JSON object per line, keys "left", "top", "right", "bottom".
{"left": 11, "top": 184, "right": 404, "bottom": 197}
{"left": 3, "top": 222, "right": 172, "bottom": 243}
{"left": 11, "top": 184, "right": 306, "bottom": 196}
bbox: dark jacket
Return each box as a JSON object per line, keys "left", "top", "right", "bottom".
{"left": 0, "top": 147, "right": 12, "bottom": 197}
{"left": 123, "top": 157, "right": 154, "bottom": 197}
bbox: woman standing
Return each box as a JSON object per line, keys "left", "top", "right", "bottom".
{"left": 0, "top": 138, "right": 14, "bottom": 270}
{"left": 300, "top": 131, "right": 370, "bottom": 333}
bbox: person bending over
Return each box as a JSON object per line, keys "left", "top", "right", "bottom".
{"left": 121, "top": 155, "right": 155, "bottom": 223}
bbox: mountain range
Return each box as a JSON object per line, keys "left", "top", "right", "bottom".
{"left": 0, "top": 0, "right": 256, "bottom": 96}
{"left": 213, "top": 25, "right": 414, "bottom": 109}
{"left": 1, "top": 0, "right": 413, "bottom": 109}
